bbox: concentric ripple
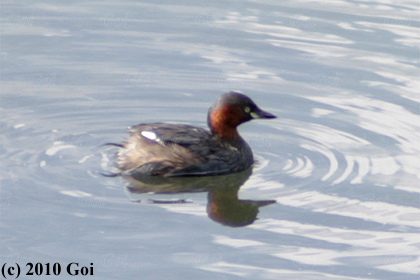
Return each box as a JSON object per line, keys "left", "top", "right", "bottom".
{"left": 250, "top": 93, "right": 419, "bottom": 195}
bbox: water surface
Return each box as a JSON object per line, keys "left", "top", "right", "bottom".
{"left": 1, "top": 1, "right": 419, "bottom": 279}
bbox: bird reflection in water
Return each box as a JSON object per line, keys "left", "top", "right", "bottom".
{"left": 122, "top": 168, "right": 275, "bottom": 227}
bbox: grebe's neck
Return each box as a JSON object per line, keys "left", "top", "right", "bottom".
{"left": 208, "top": 105, "right": 242, "bottom": 140}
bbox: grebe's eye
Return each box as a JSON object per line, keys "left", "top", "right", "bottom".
{"left": 244, "top": 107, "right": 251, "bottom": 113}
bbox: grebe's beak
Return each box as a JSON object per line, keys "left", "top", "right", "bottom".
{"left": 250, "top": 108, "right": 277, "bottom": 119}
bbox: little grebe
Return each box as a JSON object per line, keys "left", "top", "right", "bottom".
{"left": 109, "top": 92, "right": 276, "bottom": 177}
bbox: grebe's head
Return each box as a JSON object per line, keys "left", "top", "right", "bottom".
{"left": 207, "top": 92, "right": 276, "bottom": 139}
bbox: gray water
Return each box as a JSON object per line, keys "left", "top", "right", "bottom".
{"left": 1, "top": 1, "right": 419, "bottom": 279}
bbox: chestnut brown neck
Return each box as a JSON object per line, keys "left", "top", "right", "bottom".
{"left": 209, "top": 105, "right": 242, "bottom": 140}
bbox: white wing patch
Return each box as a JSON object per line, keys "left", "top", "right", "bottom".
{"left": 141, "top": 131, "right": 157, "bottom": 141}
{"left": 141, "top": 130, "right": 166, "bottom": 145}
